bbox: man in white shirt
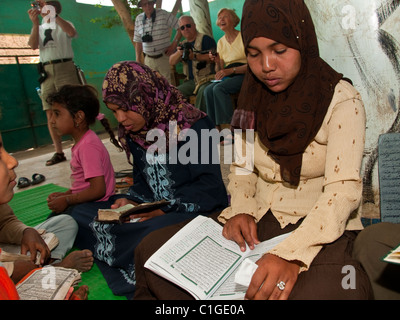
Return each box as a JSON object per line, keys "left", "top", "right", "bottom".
{"left": 28, "top": 1, "right": 81, "bottom": 166}
{"left": 133, "top": 0, "right": 181, "bottom": 84}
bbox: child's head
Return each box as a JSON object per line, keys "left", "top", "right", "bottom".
{"left": 47, "top": 84, "right": 122, "bottom": 150}
{"left": 47, "top": 84, "right": 100, "bottom": 127}
{"left": 0, "top": 134, "right": 18, "bottom": 205}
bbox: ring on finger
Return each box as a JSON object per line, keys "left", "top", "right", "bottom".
{"left": 276, "top": 280, "right": 286, "bottom": 291}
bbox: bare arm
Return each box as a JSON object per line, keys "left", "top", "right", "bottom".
{"left": 64, "top": 176, "right": 106, "bottom": 205}
{"left": 47, "top": 176, "right": 106, "bottom": 213}
{"left": 164, "top": 29, "right": 182, "bottom": 56}
{"left": 55, "top": 16, "right": 77, "bottom": 38}
{"left": 27, "top": 8, "right": 40, "bottom": 49}
{"left": 135, "top": 42, "right": 144, "bottom": 63}
{"left": 169, "top": 46, "right": 183, "bottom": 66}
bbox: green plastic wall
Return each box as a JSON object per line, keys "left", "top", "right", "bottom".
{"left": 0, "top": 0, "right": 244, "bottom": 152}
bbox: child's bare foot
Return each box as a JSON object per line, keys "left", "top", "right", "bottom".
{"left": 55, "top": 249, "right": 94, "bottom": 272}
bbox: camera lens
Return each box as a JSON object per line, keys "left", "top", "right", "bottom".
{"left": 181, "top": 42, "right": 192, "bottom": 62}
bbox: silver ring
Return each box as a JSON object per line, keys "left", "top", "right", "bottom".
{"left": 277, "top": 280, "right": 286, "bottom": 291}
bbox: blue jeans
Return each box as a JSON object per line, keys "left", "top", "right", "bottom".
{"left": 204, "top": 74, "right": 244, "bottom": 126}
{"left": 178, "top": 79, "right": 210, "bottom": 112}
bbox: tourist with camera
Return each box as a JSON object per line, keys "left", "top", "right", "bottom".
{"left": 27, "top": 1, "right": 81, "bottom": 166}
{"left": 133, "top": 0, "right": 181, "bottom": 84}
{"left": 169, "top": 15, "right": 216, "bottom": 111}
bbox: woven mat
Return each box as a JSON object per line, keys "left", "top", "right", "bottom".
{"left": 9, "top": 184, "right": 125, "bottom": 300}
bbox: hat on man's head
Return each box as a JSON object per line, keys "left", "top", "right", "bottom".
{"left": 138, "top": 0, "right": 155, "bottom": 7}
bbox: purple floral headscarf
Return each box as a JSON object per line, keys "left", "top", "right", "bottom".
{"left": 102, "top": 61, "right": 206, "bottom": 157}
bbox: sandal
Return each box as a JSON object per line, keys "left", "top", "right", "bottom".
{"left": 31, "top": 173, "right": 45, "bottom": 185}
{"left": 17, "top": 177, "right": 31, "bottom": 188}
{"left": 46, "top": 152, "right": 66, "bottom": 166}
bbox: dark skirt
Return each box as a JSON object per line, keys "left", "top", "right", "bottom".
{"left": 70, "top": 200, "right": 207, "bottom": 299}
{"left": 134, "top": 210, "right": 373, "bottom": 300}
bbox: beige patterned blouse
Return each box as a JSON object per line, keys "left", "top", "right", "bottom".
{"left": 218, "top": 80, "right": 366, "bottom": 272}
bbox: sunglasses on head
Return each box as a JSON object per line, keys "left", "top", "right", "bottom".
{"left": 180, "top": 24, "right": 192, "bottom": 31}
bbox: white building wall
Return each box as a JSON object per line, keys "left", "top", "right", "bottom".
{"left": 305, "top": 0, "right": 400, "bottom": 219}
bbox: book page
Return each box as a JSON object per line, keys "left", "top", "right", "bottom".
{"left": 16, "top": 267, "right": 81, "bottom": 300}
{"left": 383, "top": 242, "right": 400, "bottom": 265}
{"left": 209, "top": 232, "right": 291, "bottom": 300}
{"left": 145, "top": 216, "right": 246, "bottom": 300}
{"left": 145, "top": 216, "right": 290, "bottom": 300}
{"left": 171, "top": 236, "right": 242, "bottom": 296}
{"left": 0, "top": 232, "right": 58, "bottom": 264}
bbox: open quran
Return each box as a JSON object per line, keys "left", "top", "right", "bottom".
{"left": 144, "top": 215, "right": 290, "bottom": 300}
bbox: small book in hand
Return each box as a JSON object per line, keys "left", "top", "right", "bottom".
{"left": 97, "top": 199, "right": 170, "bottom": 223}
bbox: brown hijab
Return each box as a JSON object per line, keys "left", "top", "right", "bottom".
{"left": 232, "top": 0, "right": 343, "bottom": 186}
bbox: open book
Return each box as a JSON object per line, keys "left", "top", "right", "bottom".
{"left": 0, "top": 230, "right": 59, "bottom": 265}
{"left": 144, "top": 215, "right": 290, "bottom": 300}
{"left": 97, "top": 200, "right": 170, "bottom": 223}
{"left": 16, "top": 266, "right": 81, "bottom": 300}
{"left": 383, "top": 242, "right": 400, "bottom": 265}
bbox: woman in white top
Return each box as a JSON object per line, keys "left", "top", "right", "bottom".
{"left": 204, "top": 8, "right": 247, "bottom": 139}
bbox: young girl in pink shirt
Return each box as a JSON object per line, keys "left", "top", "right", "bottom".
{"left": 46, "top": 84, "right": 121, "bottom": 216}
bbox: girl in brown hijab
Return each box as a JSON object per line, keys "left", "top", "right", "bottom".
{"left": 133, "top": 0, "right": 373, "bottom": 300}
{"left": 220, "top": 0, "right": 372, "bottom": 299}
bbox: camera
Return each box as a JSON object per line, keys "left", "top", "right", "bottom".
{"left": 31, "top": 1, "right": 40, "bottom": 10}
{"left": 180, "top": 42, "right": 193, "bottom": 62}
{"left": 142, "top": 33, "right": 153, "bottom": 43}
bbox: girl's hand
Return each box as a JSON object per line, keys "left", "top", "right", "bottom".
{"left": 47, "top": 196, "right": 68, "bottom": 213}
{"left": 245, "top": 254, "right": 300, "bottom": 300}
{"left": 222, "top": 214, "right": 260, "bottom": 251}
{"left": 47, "top": 192, "right": 65, "bottom": 202}
{"left": 111, "top": 198, "right": 138, "bottom": 209}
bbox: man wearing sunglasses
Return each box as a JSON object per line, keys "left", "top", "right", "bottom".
{"left": 134, "top": 0, "right": 182, "bottom": 84}
{"left": 170, "top": 15, "right": 216, "bottom": 111}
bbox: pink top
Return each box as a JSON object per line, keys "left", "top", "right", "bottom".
{"left": 70, "top": 130, "right": 115, "bottom": 201}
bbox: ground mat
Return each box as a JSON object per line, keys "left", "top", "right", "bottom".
{"left": 8, "top": 183, "right": 126, "bottom": 300}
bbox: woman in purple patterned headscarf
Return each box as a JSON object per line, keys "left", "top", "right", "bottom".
{"left": 70, "top": 61, "right": 228, "bottom": 299}
{"left": 102, "top": 61, "right": 205, "bottom": 156}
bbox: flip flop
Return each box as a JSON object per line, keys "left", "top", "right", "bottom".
{"left": 17, "top": 177, "right": 31, "bottom": 188}
{"left": 46, "top": 152, "right": 66, "bottom": 166}
{"left": 31, "top": 173, "right": 45, "bottom": 185}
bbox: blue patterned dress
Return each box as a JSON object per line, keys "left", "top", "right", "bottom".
{"left": 70, "top": 116, "right": 228, "bottom": 298}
